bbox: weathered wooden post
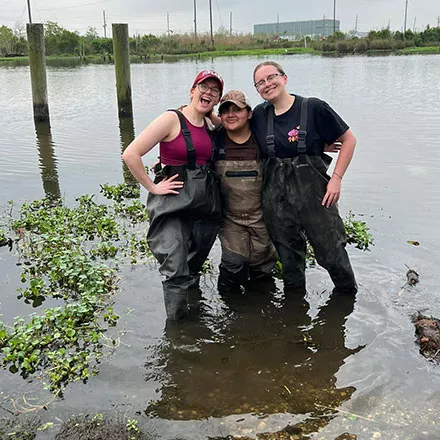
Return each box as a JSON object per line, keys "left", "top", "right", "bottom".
{"left": 26, "top": 23, "right": 50, "bottom": 121}
{"left": 118, "top": 116, "right": 139, "bottom": 187}
{"left": 112, "top": 23, "right": 133, "bottom": 117}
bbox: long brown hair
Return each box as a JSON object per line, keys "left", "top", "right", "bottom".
{"left": 253, "top": 61, "right": 286, "bottom": 82}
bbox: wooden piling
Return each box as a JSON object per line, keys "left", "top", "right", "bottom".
{"left": 119, "top": 116, "right": 139, "bottom": 187}
{"left": 112, "top": 24, "right": 133, "bottom": 117}
{"left": 27, "top": 23, "right": 50, "bottom": 121}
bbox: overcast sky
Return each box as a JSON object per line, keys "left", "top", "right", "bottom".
{"left": 1, "top": 0, "right": 439, "bottom": 36}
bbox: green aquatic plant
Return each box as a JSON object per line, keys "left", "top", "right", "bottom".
{"left": 100, "top": 182, "right": 140, "bottom": 202}
{"left": 0, "top": 183, "right": 155, "bottom": 393}
{"left": 343, "top": 210, "right": 374, "bottom": 250}
{"left": 0, "top": 227, "right": 6, "bottom": 246}
{"left": 0, "top": 303, "right": 114, "bottom": 391}
{"left": 114, "top": 199, "right": 149, "bottom": 223}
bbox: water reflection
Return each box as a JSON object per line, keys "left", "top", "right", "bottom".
{"left": 34, "top": 121, "right": 61, "bottom": 200}
{"left": 118, "top": 116, "right": 140, "bottom": 187}
{"left": 145, "top": 287, "right": 361, "bottom": 432}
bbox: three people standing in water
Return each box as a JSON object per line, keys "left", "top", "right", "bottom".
{"left": 123, "top": 62, "right": 358, "bottom": 320}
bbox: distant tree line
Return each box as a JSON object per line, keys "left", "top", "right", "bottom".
{"left": 315, "top": 26, "right": 440, "bottom": 53}
{"left": 1, "top": 22, "right": 439, "bottom": 58}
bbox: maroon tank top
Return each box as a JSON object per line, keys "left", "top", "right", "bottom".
{"left": 160, "top": 115, "right": 213, "bottom": 165}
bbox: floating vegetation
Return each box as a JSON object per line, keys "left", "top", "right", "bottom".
{"left": 0, "top": 183, "right": 152, "bottom": 393}
{"left": 343, "top": 211, "right": 374, "bottom": 251}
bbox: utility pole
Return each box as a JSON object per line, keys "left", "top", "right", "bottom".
{"left": 103, "top": 10, "right": 107, "bottom": 38}
{"left": 355, "top": 14, "right": 358, "bottom": 32}
{"left": 193, "top": 0, "right": 197, "bottom": 41}
{"left": 209, "top": 0, "right": 214, "bottom": 47}
{"left": 413, "top": 16, "right": 416, "bottom": 32}
{"left": 333, "top": 0, "right": 336, "bottom": 34}
{"left": 27, "top": 0, "right": 32, "bottom": 23}
{"left": 403, "top": 0, "right": 408, "bottom": 34}
{"left": 167, "top": 11, "right": 170, "bottom": 36}
{"left": 229, "top": 11, "right": 232, "bottom": 35}
{"left": 276, "top": 14, "right": 279, "bottom": 35}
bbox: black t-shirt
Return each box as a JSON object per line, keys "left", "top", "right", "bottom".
{"left": 251, "top": 95, "right": 349, "bottom": 158}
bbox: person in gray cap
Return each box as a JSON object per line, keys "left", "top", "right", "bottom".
{"left": 213, "top": 90, "right": 277, "bottom": 293}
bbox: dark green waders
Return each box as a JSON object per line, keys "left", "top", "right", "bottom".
{"left": 147, "top": 215, "right": 220, "bottom": 320}
{"left": 262, "top": 99, "right": 357, "bottom": 294}
{"left": 147, "top": 110, "right": 221, "bottom": 320}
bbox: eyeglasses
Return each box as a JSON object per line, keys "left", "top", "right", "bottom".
{"left": 196, "top": 83, "right": 221, "bottom": 97}
{"left": 254, "top": 73, "right": 284, "bottom": 90}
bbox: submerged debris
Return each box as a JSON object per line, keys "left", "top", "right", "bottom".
{"left": 405, "top": 264, "right": 419, "bottom": 286}
{"left": 413, "top": 313, "right": 440, "bottom": 361}
{"left": 406, "top": 269, "right": 419, "bottom": 285}
{"left": 398, "top": 265, "right": 420, "bottom": 295}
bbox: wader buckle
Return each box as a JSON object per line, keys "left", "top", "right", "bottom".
{"left": 297, "top": 130, "right": 307, "bottom": 142}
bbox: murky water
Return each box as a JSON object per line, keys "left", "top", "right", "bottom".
{"left": 1, "top": 54, "right": 440, "bottom": 439}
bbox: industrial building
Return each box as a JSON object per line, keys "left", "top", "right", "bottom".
{"left": 254, "top": 19, "right": 340, "bottom": 38}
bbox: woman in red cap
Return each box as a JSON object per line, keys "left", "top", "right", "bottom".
{"left": 123, "top": 69, "right": 224, "bottom": 320}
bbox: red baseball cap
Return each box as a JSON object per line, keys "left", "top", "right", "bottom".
{"left": 192, "top": 70, "right": 224, "bottom": 96}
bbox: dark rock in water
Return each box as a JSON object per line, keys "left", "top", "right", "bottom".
{"left": 413, "top": 313, "right": 440, "bottom": 361}
{"left": 335, "top": 434, "right": 357, "bottom": 440}
{"left": 406, "top": 269, "right": 419, "bottom": 286}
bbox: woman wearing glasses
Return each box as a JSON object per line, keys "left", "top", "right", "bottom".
{"left": 123, "top": 70, "right": 224, "bottom": 320}
{"left": 251, "top": 61, "right": 358, "bottom": 295}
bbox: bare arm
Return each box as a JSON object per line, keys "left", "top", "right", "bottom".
{"left": 322, "top": 129, "right": 356, "bottom": 208}
{"left": 122, "top": 112, "right": 183, "bottom": 195}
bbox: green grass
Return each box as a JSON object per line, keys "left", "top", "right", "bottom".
{"left": 2, "top": 45, "right": 439, "bottom": 65}
{"left": 396, "top": 46, "right": 440, "bottom": 54}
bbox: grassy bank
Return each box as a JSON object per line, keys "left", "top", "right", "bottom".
{"left": 396, "top": 46, "right": 440, "bottom": 54}
{"left": 2, "top": 45, "right": 439, "bottom": 66}
{"left": 0, "top": 47, "right": 318, "bottom": 65}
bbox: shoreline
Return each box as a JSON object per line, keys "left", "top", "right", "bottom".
{"left": 1, "top": 45, "right": 439, "bottom": 65}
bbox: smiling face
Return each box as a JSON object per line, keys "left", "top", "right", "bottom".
{"left": 190, "top": 78, "right": 221, "bottom": 114}
{"left": 219, "top": 103, "right": 251, "bottom": 133}
{"left": 253, "top": 64, "right": 287, "bottom": 102}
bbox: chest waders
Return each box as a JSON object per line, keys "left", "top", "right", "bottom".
{"left": 215, "top": 140, "right": 277, "bottom": 292}
{"left": 147, "top": 110, "right": 221, "bottom": 320}
{"left": 262, "top": 98, "right": 357, "bottom": 294}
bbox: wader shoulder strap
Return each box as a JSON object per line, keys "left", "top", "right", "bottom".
{"left": 297, "top": 97, "right": 308, "bottom": 154}
{"left": 266, "top": 105, "right": 276, "bottom": 157}
{"left": 265, "top": 97, "right": 309, "bottom": 156}
{"left": 169, "top": 109, "right": 196, "bottom": 166}
{"left": 211, "top": 127, "right": 226, "bottom": 160}
{"left": 203, "top": 118, "right": 218, "bottom": 162}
